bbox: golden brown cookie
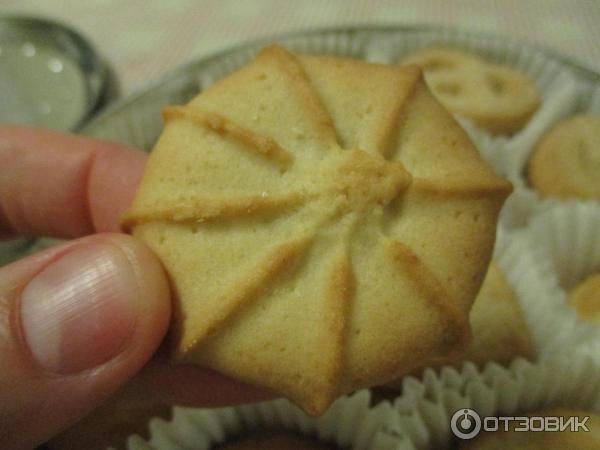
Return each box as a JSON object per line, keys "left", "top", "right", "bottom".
{"left": 402, "top": 47, "right": 540, "bottom": 135}
{"left": 214, "top": 430, "right": 339, "bottom": 450}
{"left": 568, "top": 272, "right": 600, "bottom": 324}
{"left": 122, "top": 45, "right": 511, "bottom": 415}
{"left": 527, "top": 115, "right": 600, "bottom": 200}
{"left": 458, "top": 407, "right": 600, "bottom": 449}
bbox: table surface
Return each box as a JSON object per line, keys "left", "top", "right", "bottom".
{"left": 1, "top": 0, "right": 599, "bottom": 96}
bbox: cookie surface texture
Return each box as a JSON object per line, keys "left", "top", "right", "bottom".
{"left": 123, "top": 45, "right": 511, "bottom": 415}
{"left": 402, "top": 47, "right": 540, "bottom": 135}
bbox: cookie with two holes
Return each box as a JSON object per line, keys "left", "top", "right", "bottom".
{"left": 122, "top": 45, "right": 512, "bottom": 415}
{"left": 401, "top": 47, "right": 540, "bottom": 135}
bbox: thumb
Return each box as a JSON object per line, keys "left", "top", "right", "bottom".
{"left": 0, "top": 234, "right": 171, "bottom": 450}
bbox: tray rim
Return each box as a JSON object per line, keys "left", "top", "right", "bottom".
{"left": 80, "top": 23, "right": 600, "bottom": 133}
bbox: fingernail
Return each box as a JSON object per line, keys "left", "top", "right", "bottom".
{"left": 21, "top": 242, "right": 139, "bottom": 374}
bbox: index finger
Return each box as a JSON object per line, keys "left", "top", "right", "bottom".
{"left": 0, "top": 125, "right": 147, "bottom": 238}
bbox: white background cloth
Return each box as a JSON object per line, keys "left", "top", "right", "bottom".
{"left": 1, "top": 0, "right": 599, "bottom": 95}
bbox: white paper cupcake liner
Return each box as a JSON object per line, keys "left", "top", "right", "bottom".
{"left": 520, "top": 202, "right": 600, "bottom": 356}
{"left": 496, "top": 187, "right": 542, "bottom": 231}
{"left": 122, "top": 390, "right": 396, "bottom": 450}
{"left": 490, "top": 223, "right": 599, "bottom": 357}
{"left": 528, "top": 202, "right": 600, "bottom": 289}
{"left": 377, "top": 353, "right": 600, "bottom": 450}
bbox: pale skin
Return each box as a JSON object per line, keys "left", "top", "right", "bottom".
{"left": 0, "top": 126, "right": 271, "bottom": 450}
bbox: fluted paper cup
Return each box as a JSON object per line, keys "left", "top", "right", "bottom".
{"left": 495, "top": 225, "right": 600, "bottom": 355}
{"left": 122, "top": 391, "right": 396, "bottom": 450}
{"left": 522, "top": 202, "right": 600, "bottom": 354}
{"left": 377, "top": 353, "right": 600, "bottom": 450}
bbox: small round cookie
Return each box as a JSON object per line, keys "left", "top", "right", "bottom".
{"left": 458, "top": 407, "right": 600, "bottom": 449}
{"left": 568, "top": 272, "right": 600, "bottom": 324}
{"left": 215, "top": 430, "right": 339, "bottom": 450}
{"left": 402, "top": 47, "right": 540, "bottom": 135}
{"left": 528, "top": 115, "right": 600, "bottom": 200}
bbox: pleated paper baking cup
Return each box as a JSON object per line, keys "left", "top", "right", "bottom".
{"left": 523, "top": 202, "right": 600, "bottom": 354}
{"left": 376, "top": 353, "right": 600, "bottom": 450}
{"left": 493, "top": 225, "right": 599, "bottom": 356}
{"left": 123, "top": 390, "right": 395, "bottom": 450}
{"left": 496, "top": 187, "right": 542, "bottom": 231}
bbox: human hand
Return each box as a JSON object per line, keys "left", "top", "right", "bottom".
{"left": 0, "top": 126, "right": 270, "bottom": 450}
